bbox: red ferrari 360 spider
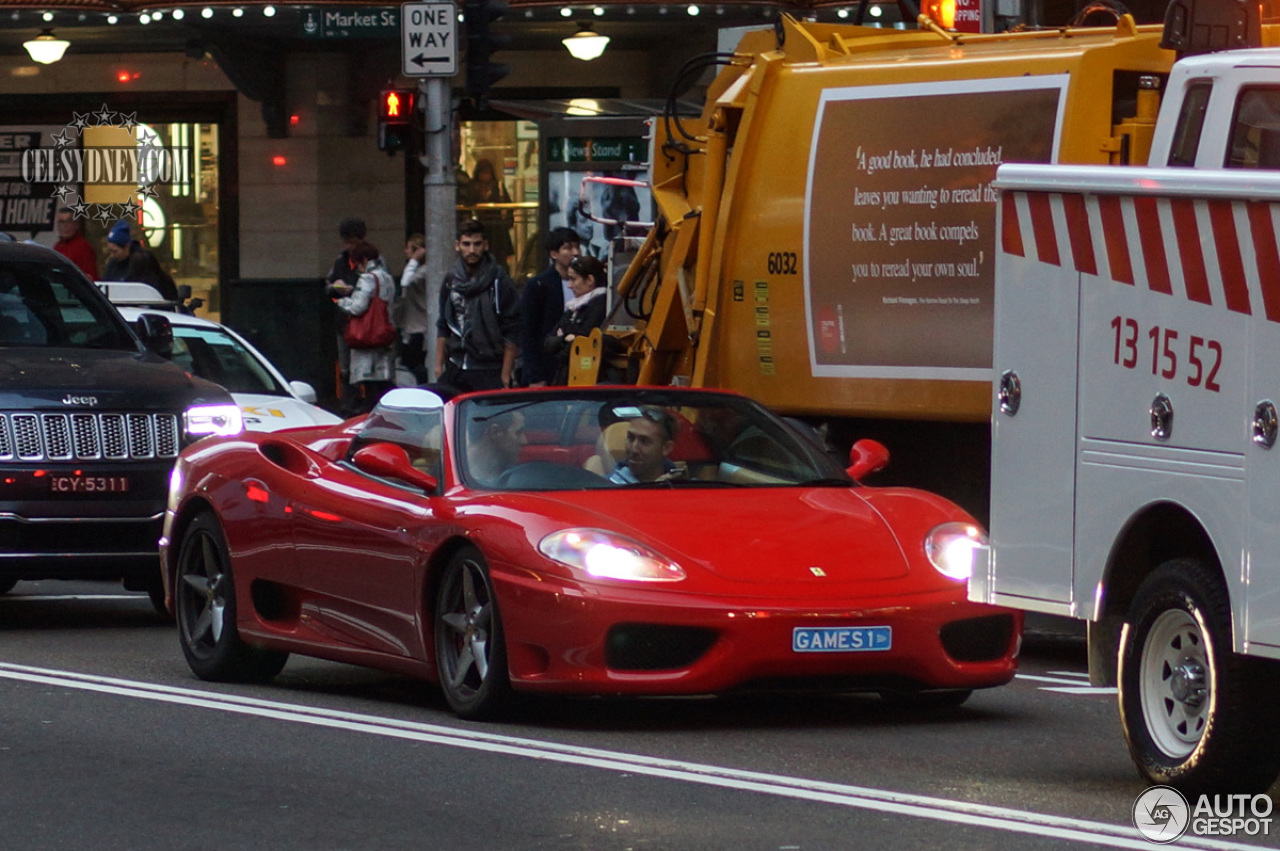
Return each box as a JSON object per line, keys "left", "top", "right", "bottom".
{"left": 160, "top": 386, "right": 1021, "bottom": 719}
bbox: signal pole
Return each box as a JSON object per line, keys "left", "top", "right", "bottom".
{"left": 420, "top": 75, "right": 454, "bottom": 382}
{"left": 401, "top": 1, "right": 459, "bottom": 382}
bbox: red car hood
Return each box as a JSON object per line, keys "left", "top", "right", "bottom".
{"left": 513, "top": 487, "right": 911, "bottom": 585}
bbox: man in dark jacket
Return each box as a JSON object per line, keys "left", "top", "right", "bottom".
{"left": 102, "top": 220, "right": 178, "bottom": 301}
{"left": 434, "top": 219, "right": 521, "bottom": 392}
{"left": 520, "top": 226, "right": 580, "bottom": 386}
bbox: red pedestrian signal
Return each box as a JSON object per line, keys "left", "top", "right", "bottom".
{"left": 380, "top": 89, "right": 414, "bottom": 120}
{"left": 378, "top": 88, "right": 416, "bottom": 153}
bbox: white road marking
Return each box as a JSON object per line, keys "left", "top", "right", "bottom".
{"left": 0, "top": 662, "right": 1261, "bottom": 850}
{"left": 1017, "top": 672, "right": 1116, "bottom": 695}
{"left": 1041, "top": 686, "right": 1120, "bottom": 695}
{"left": 0, "top": 595, "right": 147, "bottom": 602}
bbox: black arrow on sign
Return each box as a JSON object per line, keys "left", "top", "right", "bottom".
{"left": 411, "top": 53, "right": 450, "bottom": 66}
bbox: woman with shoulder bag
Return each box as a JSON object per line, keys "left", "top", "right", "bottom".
{"left": 335, "top": 241, "right": 397, "bottom": 412}
{"left": 544, "top": 255, "right": 609, "bottom": 386}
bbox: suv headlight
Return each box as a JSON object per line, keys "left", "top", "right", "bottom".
{"left": 924, "top": 522, "right": 986, "bottom": 581}
{"left": 185, "top": 403, "right": 243, "bottom": 439}
{"left": 539, "top": 529, "right": 685, "bottom": 583}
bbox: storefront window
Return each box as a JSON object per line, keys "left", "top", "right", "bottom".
{"left": 134, "top": 122, "right": 221, "bottom": 319}
{"left": 458, "top": 120, "right": 539, "bottom": 279}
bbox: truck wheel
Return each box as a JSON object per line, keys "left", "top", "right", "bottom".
{"left": 1118, "top": 558, "right": 1280, "bottom": 795}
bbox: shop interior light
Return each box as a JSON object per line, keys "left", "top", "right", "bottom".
{"left": 687, "top": 4, "right": 700, "bottom": 14}
{"left": 23, "top": 29, "right": 70, "bottom": 64}
{"left": 562, "top": 23, "right": 609, "bottom": 60}
{"left": 263, "top": 5, "right": 276, "bottom": 16}
{"left": 567, "top": 98, "right": 602, "bottom": 115}
{"left": 172, "top": 9, "right": 185, "bottom": 20}
{"left": 202, "top": 7, "right": 214, "bottom": 17}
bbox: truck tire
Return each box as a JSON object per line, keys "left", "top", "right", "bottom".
{"left": 1118, "top": 558, "right": 1280, "bottom": 795}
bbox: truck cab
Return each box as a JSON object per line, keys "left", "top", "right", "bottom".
{"left": 981, "top": 2, "right": 1280, "bottom": 796}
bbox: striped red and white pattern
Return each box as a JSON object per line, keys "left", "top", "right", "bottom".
{"left": 1001, "top": 189, "right": 1280, "bottom": 322}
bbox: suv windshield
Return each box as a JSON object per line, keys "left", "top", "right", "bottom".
{"left": 0, "top": 260, "right": 135, "bottom": 350}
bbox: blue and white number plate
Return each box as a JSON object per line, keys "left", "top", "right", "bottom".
{"left": 792, "top": 626, "right": 892, "bottom": 653}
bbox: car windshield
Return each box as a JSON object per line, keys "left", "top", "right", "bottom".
{"left": 169, "top": 324, "right": 286, "bottom": 395}
{"left": 0, "top": 259, "right": 135, "bottom": 349}
{"left": 456, "top": 389, "right": 849, "bottom": 491}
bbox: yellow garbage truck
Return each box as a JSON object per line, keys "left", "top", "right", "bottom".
{"left": 591, "top": 6, "right": 1223, "bottom": 513}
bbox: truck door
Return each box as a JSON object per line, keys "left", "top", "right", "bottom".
{"left": 979, "top": 184, "right": 1081, "bottom": 614}
{"left": 1228, "top": 81, "right": 1280, "bottom": 654}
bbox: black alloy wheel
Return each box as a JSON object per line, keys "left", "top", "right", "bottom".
{"left": 434, "top": 545, "right": 512, "bottom": 720}
{"left": 175, "top": 511, "right": 287, "bottom": 683}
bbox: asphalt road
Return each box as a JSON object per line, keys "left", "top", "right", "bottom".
{"left": 0, "top": 582, "right": 1275, "bottom": 850}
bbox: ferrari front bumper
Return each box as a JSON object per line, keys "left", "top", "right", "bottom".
{"left": 493, "top": 571, "right": 1022, "bottom": 697}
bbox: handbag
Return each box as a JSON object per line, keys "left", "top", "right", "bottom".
{"left": 343, "top": 290, "right": 397, "bottom": 349}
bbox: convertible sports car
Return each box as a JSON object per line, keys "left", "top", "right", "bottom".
{"left": 160, "top": 386, "right": 1021, "bottom": 719}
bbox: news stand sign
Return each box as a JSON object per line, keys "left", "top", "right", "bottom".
{"left": 402, "top": 2, "right": 457, "bottom": 77}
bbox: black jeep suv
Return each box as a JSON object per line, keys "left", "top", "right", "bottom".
{"left": 0, "top": 241, "right": 241, "bottom": 607}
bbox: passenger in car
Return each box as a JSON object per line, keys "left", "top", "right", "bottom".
{"left": 608, "top": 406, "right": 681, "bottom": 484}
{"left": 465, "top": 409, "right": 528, "bottom": 485}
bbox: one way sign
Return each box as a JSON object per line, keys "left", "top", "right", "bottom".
{"left": 401, "top": 2, "right": 457, "bottom": 77}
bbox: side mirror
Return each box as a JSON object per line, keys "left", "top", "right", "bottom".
{"left": 135, "top": 312, "right": 173, "bottom": 357}
{"left": 847, "top": 438, "right": 889, "bottom": 483}
{"left": 352, "top": 442, "right": 438, "bottom": 493}
{"left": 289, "top": 380, "right": 319, "bottom": 404}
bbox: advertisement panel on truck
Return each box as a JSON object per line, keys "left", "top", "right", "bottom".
{"left": 805, "top": 77, "right": 1067, "bottom": 380}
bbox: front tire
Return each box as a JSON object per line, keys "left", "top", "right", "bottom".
{"left": 1118, "top": 558, "right": 1280, "bottom": 795}
{"left": 434, "top": 546, "right": 511, "bottom": 720}
{"left": 175, "top": 511, "right": 288, "bottom": 683}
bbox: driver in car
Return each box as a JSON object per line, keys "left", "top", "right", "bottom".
{"left": 466, "top": 409, "right": 527, "bottom": 485}
{"left": 608, "top": 406, "right": 682, "bottom": 484}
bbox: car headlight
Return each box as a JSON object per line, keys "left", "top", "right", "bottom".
{"left": 924, "top": 522, "right": 987, "bottom": 581}
{"left": 185, "top": 403, "right": 244, "bottom": 439}
{"left": 539, "top": 529, "right": 685, "bottom": 583}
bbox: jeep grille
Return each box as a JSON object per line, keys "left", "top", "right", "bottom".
{"left": 0, "top": 413, "right": 181, "bottom": 462}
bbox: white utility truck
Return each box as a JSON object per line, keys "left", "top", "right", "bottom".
{"left": 977, "top": 0, "right": 1280, "bottom": 794}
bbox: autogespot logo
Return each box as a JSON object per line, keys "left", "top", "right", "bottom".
{"left": 1133, "top": 786, "right": 1190, "bottom": 843}
{"left": 1134, "top": 786, "right": 1275, "bottom": 842}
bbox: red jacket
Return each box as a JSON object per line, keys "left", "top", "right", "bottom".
{"left": 55, "top": 234, "right": 99, "bottom": 281}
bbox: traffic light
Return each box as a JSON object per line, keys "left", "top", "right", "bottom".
{"left": 464, "top": 0, "right": 510, "bottom": 101}
{"left": 377, "top": 87, "right": 415, "bottom": 153}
